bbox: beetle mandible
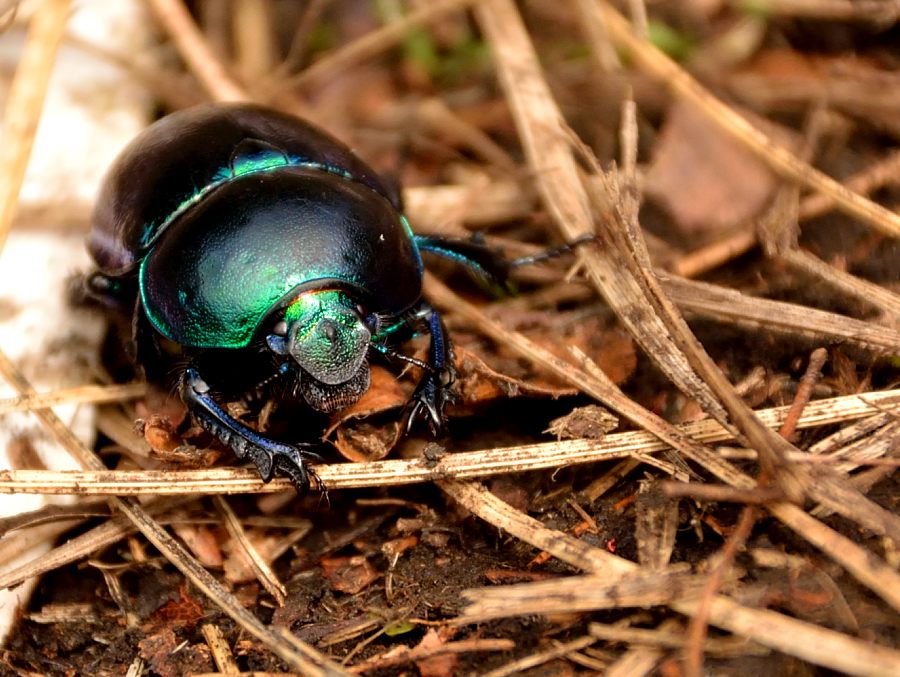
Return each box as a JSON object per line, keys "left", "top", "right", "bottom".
{"left": 86, "top": 103, "right": 514, "bottom": 491}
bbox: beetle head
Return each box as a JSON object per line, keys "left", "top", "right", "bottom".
{"left": 266, "top": 290, "right": 371, "bottom": 412}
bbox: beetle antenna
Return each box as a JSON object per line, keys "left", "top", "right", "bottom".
{"left": 371, "top": 343, "right": 434, "bottom": 372}
{"left": 252, "top": 362, "right": 291, "bottom": 395}
{"left": 509, "top": 234, "right": 597, "bottom": 268}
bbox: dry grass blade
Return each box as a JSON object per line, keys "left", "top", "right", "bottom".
{"left": 661, "top": 274, "right": 900, "bottom": 352}
{"left": 606, "top": 648, "right": 663, "bottom": 677}
{"left": 145, "top": 0, "right": 246, "bottom": 101}
{"left": 3, "top": 389, "right": 894, "bottom": 494}
{"left": 673, "top": 145, "right": 900, "bottom": 278}
{"left": 280, "top": 0, "right": 477, "bottom": 92}
{"left": 404, "top": 182, "right": 533, "bottom": 231}
{"left": 0, "top": 382, "right": 147, "bottom": 414}
{"left": 440, "top": 480, "right": 900, "bottom": 676}
{"left": 474, "top": 0, "right": 731, "bottom": 429}
{"left": 676, "top": 596, "right": 900, "bottom": 677}
{"left": 800, "top": 148, "right": 900, "bottom": 221}
{"left": 440, "top": 479, "right": 632, "bottom": 576}
{"left": 232, "top": 0, "right": 277, "bottom": 81}
{"left": 477, "top": 636, "right": 597, "bottom": 677}
{"left": 346, "top": 638, "right": 515, "bottom": 674}
{"left": 456, "top": 567, "right": 702, "bottom": 623}
{"left": 213, "top": 495, "right": 286, "bottom": 607}
{"left": 590, "top": 1, "right": 900, "bottom": 239}
{"left": 0, "top": 350, "right": 347, "bottom": 675}
{"left": 805, "top": 470, "right": 900, "bottom": 542}
{"left": 671, "top": 229, "right": 758, "bottom": 278}
{"left": 812, "top": 420, "right": 900, "bottom": 496}
{"left": 0, "top": 0, "right": 70, "bottom": 255}
{"left": 778, "top": 247, "right": 900, "bottom": 322}
{"left": 0, "top": 496, "right": 194, "bottom": 590}
{"left": 425, "top": 277, "right": 900, "bottom": 612}
{"left": 0, "top": 501, "right": 107, "bottom": 535}
{"left": 0, "top": 520, "right": 85, "bottom": 579}
{"left": 588, "top": 623, "right": 766, "bottom": 655}
{"left": 201, "top": 623, "right": 239, "bottom": 673}
{"left": 755, "top": 113, "right": 900, "bottom": 322}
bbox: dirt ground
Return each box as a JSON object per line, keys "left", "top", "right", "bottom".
{"left": 1, "top": 1, "right": 899, "bottom": 676}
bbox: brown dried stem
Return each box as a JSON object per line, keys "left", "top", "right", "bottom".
{"left": 591, "top": 1, "right": 900, "bottom": 239}
{"left": 278, "top": 0, "right": 477, "bottom": 93}
{"left": 144, "top": 0, "right": 247, "bottom": 102}
{"left": 0, "top": 0, "right": 71, "bottom": 255}
{"left": 0, "top": 388, "right": 896, "bottom": 496}
{"left": 441, "top": 480, "right": 900, "bottom": 675}
{"left": 0, "top": 350, "right": 346, "bottom": 675}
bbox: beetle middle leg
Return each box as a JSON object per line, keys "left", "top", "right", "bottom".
{"left": 181, "top": 367, "right": 322, "bottom": 491}
{"left": 414, "top": 234, "right": 514, "bottom": 295}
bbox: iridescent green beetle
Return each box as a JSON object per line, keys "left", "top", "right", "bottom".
{"left": 86, "top": 104, "right": 512, "bottom": 490}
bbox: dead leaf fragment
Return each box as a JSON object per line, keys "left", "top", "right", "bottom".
{"left": 140, "top": 414, "right": 221, "bottom": 466}
{"left": 138, "top": 628, "right": 179, "bottom": 677}
{"left": 329, "top": 365, "right": 411, "bottom": 429}
{"left": 646, "top": 101, "right": 777, "bottom": 234}
{"left": 415, "top": 628, "right": 459, "bottom": 677}
{"left": 171, "top": 523, "right": 223, "bottom": 569}
{"left": 142, "top": 586, "right": 205, "bottom": 633}
{"left": 333, "top": 419, "right": 404, "bottom": 463}
{"left": 382, "top": 534, "right": 419, "bottom": 560}
{"left": 454, "top": 344, "right": 576, "bottom": 403}
{"left": 531, "top": 322, "right": 636, "bottom": 386}
{"left": 142, "top": 414, "right": 181, "bottom": 454}
{"left": 546, "top": 405, "right": 618, "bottom": 440}
{"left": 325, "top": 365, "right": 409, "bottom": 461}
{"left": 320, "top": 555, "right": 380, "bottom": 594}
{"left": 223, "top": 531, "right": 282, "bottom": 584}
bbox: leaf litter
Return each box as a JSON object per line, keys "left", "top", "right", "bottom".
{"left": 0, "top": 2, "right": 899, "bottom": 676}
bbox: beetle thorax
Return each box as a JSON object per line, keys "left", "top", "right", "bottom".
{"left": 266, "top": 290, "right": 371, "bottom": 412}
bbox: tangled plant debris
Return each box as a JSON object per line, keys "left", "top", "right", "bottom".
{"left": 0, "top": 1, "right": 898, "bottom": 676}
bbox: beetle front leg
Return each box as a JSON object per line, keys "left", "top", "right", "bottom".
{"left": 406, "top": 304, "right": 457, "bottom": 435}
{"left": 181, "top": 367, "right": 322, "bottom": 491}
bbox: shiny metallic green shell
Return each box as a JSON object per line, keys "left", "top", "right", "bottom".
{"left": 140, "top": 167, "right": 421, "bottom": 347}
{"left": 89, "top": 104, "right": 424, "bottom": 348}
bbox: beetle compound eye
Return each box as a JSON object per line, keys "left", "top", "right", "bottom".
{"left": 273, "top": 320, "right": 288, "bottom": 336}
{"left": 355, "top": 303, "right": 380, "bottom": 332}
